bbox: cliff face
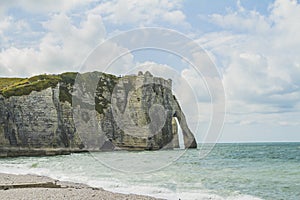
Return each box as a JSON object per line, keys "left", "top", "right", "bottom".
{"left": 0, "top": 71, "right": 196, "bottom": 156}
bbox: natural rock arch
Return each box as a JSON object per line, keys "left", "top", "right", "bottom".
{"left": 171, "top": 97, "right": 197, "bottom": 149}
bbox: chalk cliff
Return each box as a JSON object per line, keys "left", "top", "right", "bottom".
{"left": 0, "top": 71, "right": 196, "bottom": 157}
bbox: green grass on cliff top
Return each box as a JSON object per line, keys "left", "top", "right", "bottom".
{"left": 0, "top": 72, "right": 118, "bottom": 98}
{"left": 0, "top": 78, "right": 25, "bottom": 90}
{"left": 0, "top": 74, "right": 62, "bottom": 98}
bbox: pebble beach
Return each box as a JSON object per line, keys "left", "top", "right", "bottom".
{"left": 0, "top": 173, "right": 161, "bottom": 200}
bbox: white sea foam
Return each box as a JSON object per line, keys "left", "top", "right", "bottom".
{"left": 0, "top": 160, "right": 262, "bottom": 200}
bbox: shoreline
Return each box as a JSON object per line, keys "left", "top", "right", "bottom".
{"left": 0, "top": 173, "right": 162, "bottom": 200}
{"left": 0, "top": 147, "right": 89, "bottom": 158}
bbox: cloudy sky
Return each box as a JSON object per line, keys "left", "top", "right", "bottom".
{"left": 0, "top": 0, "right": 300, "bottom": 142}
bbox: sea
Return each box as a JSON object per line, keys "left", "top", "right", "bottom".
{"left": 0, "top": 143, "right": 299, "bottom": 200}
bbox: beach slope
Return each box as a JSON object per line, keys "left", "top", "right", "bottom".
{"left": 0, "top": 173, "right": 161, "bottom": 200}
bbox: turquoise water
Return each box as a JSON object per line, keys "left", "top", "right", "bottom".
{"left": 0, "top": 143, "right": 299, "bottom": 200}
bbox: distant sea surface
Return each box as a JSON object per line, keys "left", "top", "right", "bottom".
{"left": 0, "top": 143, "right": 299, "bottom": 200}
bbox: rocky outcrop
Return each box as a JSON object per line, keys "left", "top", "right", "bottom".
{"left": 0, "top": 71, "right": 196, "bottom": 157}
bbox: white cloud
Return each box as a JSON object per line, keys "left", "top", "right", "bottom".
{"left": 82, "top": 39, "right": 135, "bottom": 75}
{"left": 0, "top": 13, "right": 107, "bottom": 77}
{"left": 90, "top": 0, "right": 189, "bottom": 27}
{"left": 0, "top": 16, "right": 11, "bottom": 32}
{"left": 162, "top": 10, "right": 186, "bottom": 25}
{"left": 0, "top": 16, "right": 12, "bottom": 45}
{"left": 209, "top": 10, "right": 270, "bottom": 34}
{"left": 196, "top": 0, "right": 300, "bottom": 125}
{"left": 0, "top": 0, "right": 94, "bottom": 17}
{"left": 0, "top": 0, "right": 190, "bottom": 77}
{"left": 181, "top": 67, "right": 211, "bottom": 103}
{"left": 0, "top": 16, "right": 34, "bottom": 48}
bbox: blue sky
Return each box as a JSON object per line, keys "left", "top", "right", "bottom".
{"left": 0, "top": 0, "right": 300, "bottom": 142}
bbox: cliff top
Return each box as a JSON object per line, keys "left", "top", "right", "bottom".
{"left": 0, "top": 74, "right": 64, "bottom": 98}
{"left": 0, "top": 72, "right": 117, "bottom": 98}
{"left": 0, "top": 71, "right": 169, "bottom": 99}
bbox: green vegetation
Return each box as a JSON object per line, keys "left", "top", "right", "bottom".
{"left": 95, "top": 72, "right": 118, "bottom": 114}
{"left": 0, "top": 72, "right": 120, "bottom": 115}
{"left": 0, "top": 74, "right": 61, "bottom": 98}
{"left": 59, "top": 72, "right": 78, "bottom": 104}
{"left": 60, "top": 72, "right": 78, "bottom": 85}
{"left": 0, "top": 78, "right": 26, "bottom": 90}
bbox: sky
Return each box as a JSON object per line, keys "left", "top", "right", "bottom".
{"left": 0, "top": 0, "right": 300, "bottom": 143}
